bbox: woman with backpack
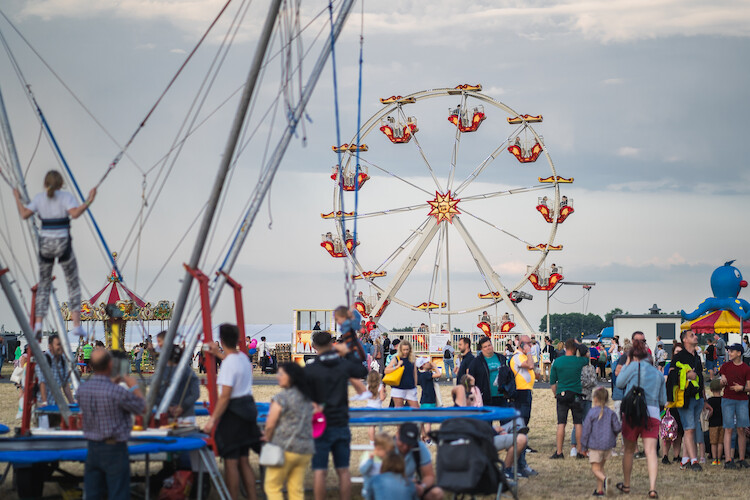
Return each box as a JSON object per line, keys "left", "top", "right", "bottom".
{"left": 614, "top": 339, "right": 667, "bottom": 499}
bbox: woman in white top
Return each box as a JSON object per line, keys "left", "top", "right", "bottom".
{"left": 14, "top": 170, "right": 95, "bottom": 338}
{"left": 203, "top": 324, "right": 260, "bottom": 500}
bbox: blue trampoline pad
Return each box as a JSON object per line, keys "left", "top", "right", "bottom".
{"left": 0, "top": 435, "right": 208, "bottom": 465}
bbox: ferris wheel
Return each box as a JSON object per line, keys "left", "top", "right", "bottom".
{"left": 320, "top": 84, "right": 575, "bottom": 334}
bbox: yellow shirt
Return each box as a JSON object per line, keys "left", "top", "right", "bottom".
{"left": 511, "top": 350, "right": 536, "bottom": 390}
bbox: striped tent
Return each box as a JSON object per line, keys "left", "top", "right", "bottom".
{"left": 88, "top": 269, "right": 146, "bottom": 309}
{"left": 680, "top": 309, "right": 750, "bottom": 334}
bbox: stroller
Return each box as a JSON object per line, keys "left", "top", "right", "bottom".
{"left": 429, "top": 418, "right": 518, "bottom": 500}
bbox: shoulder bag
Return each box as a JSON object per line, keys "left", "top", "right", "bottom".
{"left": 382, "top": 356, "right": 404, "bottom": 386}
{"left": 259, "top": 407, "right": 308, "bottom": 467}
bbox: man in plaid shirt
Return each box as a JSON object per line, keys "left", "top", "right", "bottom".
{"left": 78, "top": 348, "right": 145, "bottom": 500}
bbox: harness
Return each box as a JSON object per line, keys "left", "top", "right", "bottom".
{"left": 39, "top": 217, "right": 73, "bottom": 264}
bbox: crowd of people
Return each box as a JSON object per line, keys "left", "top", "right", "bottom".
{"left": 6, "top": 311, "right": 750, "bottom": 499}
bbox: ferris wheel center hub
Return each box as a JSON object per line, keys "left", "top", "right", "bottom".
{"left": 428, "top": 191, "right": 461, "bottom": 223}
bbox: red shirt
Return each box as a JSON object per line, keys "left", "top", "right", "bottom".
{"left": 365, "top": 321, "right": 376, "bottom": 332}
{"left": 719, "top": 361, "right": 750, "bottom": 401}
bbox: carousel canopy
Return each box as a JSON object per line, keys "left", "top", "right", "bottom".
{"left": 680, "top": 309, "right": 750, "bottom": 334}
{"left": 60, "top": 268, "right": 173, "bottom": 322}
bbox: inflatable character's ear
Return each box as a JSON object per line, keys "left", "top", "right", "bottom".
{"left": 725, "top": 260, "right": 736, "bottom": 266}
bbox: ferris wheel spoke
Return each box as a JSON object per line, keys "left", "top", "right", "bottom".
{"left": 359, "top": 157, "right": 434, "bottom": 196}
{"left": 451, "top": 216, "right": 534, "bottom": 333}
{"left": 459, "top": 208, "right": 536, "bottom": 247}
{"left": 427, "top": 223, "right": 446, "bottom": 304}
{"left": 459, "top": 184, "right": 552, "bottom": 203}
{"left": 454, "top": 123, "right": 524, "bottom": 196}
{"left": 374, "top": 217, "right": 432, "bottom": 273}
{"left": 445, "top": 93, "right": 466, "bottom": 192}
{"left": 409, "top": 129, "right": 444, "bottom": 193}
{"left": 340, "top": 202, "right": 431, "bottom": 220}
{"left": 370, "top": 218, "right": 440, "bottom": 323}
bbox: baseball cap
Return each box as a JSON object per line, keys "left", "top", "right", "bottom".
{"left": 415, "top": 357, "right": 429, "bottom": 369}
{"left": 398, "top": 423, "right": 419, "bottom": 448}
{"left": 727, "top": 343, "right": 744, "bottom": 352}
{"left": 312, "top": 331, "right": 332, "bottom": 347}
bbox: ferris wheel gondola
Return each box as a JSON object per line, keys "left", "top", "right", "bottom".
{"left": 321, "top": 84, "right": 576, "bottom": 333}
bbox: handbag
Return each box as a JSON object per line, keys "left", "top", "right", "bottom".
{"left": 382, "top": 356, "right": 404, "bottom": 386}
{"left": 659, "top": 409, "right": 678, "bottom": 442}
{"left": 259, "top": 407, "right": 308, "bottom": 467}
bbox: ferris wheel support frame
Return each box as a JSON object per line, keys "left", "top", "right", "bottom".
{"left": 452, "top": 216, "right": 534, "bottom": 334}
{"left": 370, "top": 218, "right": 440, "bottom": 323}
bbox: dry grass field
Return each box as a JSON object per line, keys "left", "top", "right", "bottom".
{"left": 0, "top": 364, "right": 746, "bottom": 499}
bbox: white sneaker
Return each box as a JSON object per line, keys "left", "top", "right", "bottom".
{"left": 570, "top": 447, "right": 577, "bottom": 457}
{"left": 71, "top": 326, "right": 86, "bottom": 337}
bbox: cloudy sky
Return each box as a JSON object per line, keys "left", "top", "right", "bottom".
{"left": 0, "top": 0, "right": 748, "bottom": 339}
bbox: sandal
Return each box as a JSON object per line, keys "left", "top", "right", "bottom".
{"left": 648, "top": 491, "right": 658, "bottom": 499}
{"left": 616, "top": 483, "right": 630, "bottom": 494}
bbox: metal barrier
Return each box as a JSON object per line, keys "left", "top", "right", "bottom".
{"left": 383, "top": 331, "right": 517, "bottom": 354}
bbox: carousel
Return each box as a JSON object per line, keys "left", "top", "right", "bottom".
{"left": 59, "top": 255, "right": 174, "bottom": 364}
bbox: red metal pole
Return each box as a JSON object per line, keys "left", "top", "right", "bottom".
{"left": 184, "top": 265, "right": 218, "bottom": 415}
{"left": 21, "top": 283, "right": 39, "bottom": 436}
{"left": 219, "top": 271, "right": 247, "bottom": 354}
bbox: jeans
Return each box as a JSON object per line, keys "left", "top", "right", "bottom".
{"left": 571, "top": 399, "right": 592, "bottom": 447}
{"left": 443, "top": 359, "right": 455, "bottom": 380}
{"left": 264, "top": 451, "right": 312, "bottom": 500}
{"left": 84, "top": 441, "right": 131, "bottom": 500}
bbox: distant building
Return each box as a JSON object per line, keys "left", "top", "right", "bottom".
{"left": 613, "top": 304, "right": 681, "bottom": 355}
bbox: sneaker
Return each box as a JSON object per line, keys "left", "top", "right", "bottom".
{"left": 604, "top": 477, "right": 609, "bottom": 495}
{"left": 71, "top": 325, "right": 85, "bottom": 337}
{"left": 699, "top": 456, "right": 706, "bottom": 464}
{"left": 570, "top": 447, "right": 578, "bottom": 457}
{"left": 737, "top": 459, "right": 750, "bottom": 468}
{"left": 520, "top": 467, "right": 538, "bottom": 477}
{"left": 550, "top": 452, "right": 565, "bottom": 459}
{"left": 690, "top": 462, "right": 702, "bottom": 471}
{"left": 673, "top": 456, "right": 682, "bottom": 463}
{"left": 577, "top": 453, "right": 587, "bottom": 459}
{"left": 503, "top": 467, "right": 514, "bottom": 479}
{"left": 592, "top": 490, "right": 605, "bottom": 497}
{"left": 711, "top": 459, "right": 720, "bottom": 466}
{"left": 724, "top": 461, "right": 738, "bottom": 470}
{"left": 662, "top": 455, "right": 671, "bottom": 465}
{"left": 634, "top": 451, "right": 646, "bottom": 459}
{"left": 679, "top": 461, "right": 690, "bottom": 470}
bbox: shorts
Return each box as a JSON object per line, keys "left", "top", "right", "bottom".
{"left": 493, "top": 433, "right": 516, "bottom": 451}
{"left": 622, "top": 417, "right": 660, "bottom": 442}
{"left": 312, "top": 426, "right": 351, "bottom": 470}
{"left": 721, "top": 398, "right": 750, "bottom": 429}
{"left": 556, "top": 391, "right": 584, "bottom": 425}
{"left": 391, "top": 387, "right": 418, "bottom": 401}
{"left": 421, "top": 403, "right": 437, "bottom": 409}
{"left": 705, "top": 360, "right": 716, "bottom": 371}
{"left": 709, "top": 426, "right": 725, "bottom": 445}
{"left": 587, "top": 449, "right": 611, "bottom": 464}
{"left": 677, "top": 397, "right": 704, "bottom": 432}
{"left": 658, "top": 362, "right": 666, "bottom": 368}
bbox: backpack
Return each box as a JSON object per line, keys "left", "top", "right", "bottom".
{"left": 444, "top": 347, "right": 452, "bottom": 360}
{"left": 494, "top": 362, "right": 517, "bottom": 401}
{"left": 621, "top": 362, "right": 649, "bottom": 429}
{"left": 659, "top": 409, "right": 678, "bottom": 442}
{"left": 429, "top": 418, "right": 507, "bottom": 495}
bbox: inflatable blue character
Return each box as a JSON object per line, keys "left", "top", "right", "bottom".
{"left": 681, "top": 260, "right": 750, "bottom": 321}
